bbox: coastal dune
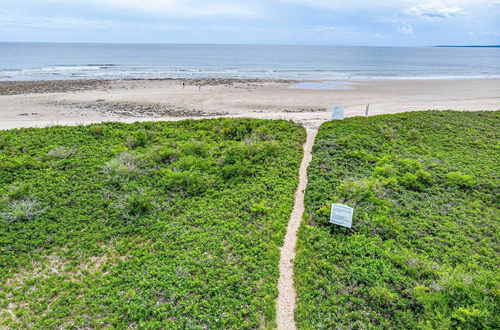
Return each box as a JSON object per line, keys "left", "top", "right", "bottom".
{"left": 0, "top": 78, "right": 499, "bottom": 130}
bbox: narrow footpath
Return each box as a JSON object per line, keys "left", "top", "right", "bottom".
{"left": 276, "top": 128, "right": 317, "bottom": 330}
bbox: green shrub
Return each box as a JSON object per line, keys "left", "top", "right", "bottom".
{"left": 373, "top": 164, "right": 397, "bottom": 178}
{"left": 122, "top": 193, "right": 154, "bottom": 218}
{"left": 369, "top": 286, "right": 398, "bottom": 307}
{"left": 3, "top": 183, "right": 30, "bottom": 201}
{"left": 336, "top": 178, "right": 381, "bottom": 204}
{"left": 0, "top": 136, "right": 6, "bottom": 150}
{"left": 399, "top": 172, "right": 418, "bottom": 188}
{"left": 161, "top": 169, "right": 211, "bottom": 195}
{"left": 296, "top": 111, "right": 499, "bottom": 329}
{"left": 399, "top": 158, "right": 423, "bottom": 173}
{"left": 0, "top": 118, "right": 306, "bottom": 328}
{"left": 90, "top": 125, "right": 104, "bottom": 136}
{"left": 149, "top": 146, "right": 178, "bottom": 164}
{"left": 399, "top": 169, "right": 434, "bottom": 190}
{"left": 348, "top": 149, "right": 379, "bottom": 162}
{"left": 250, "top": 200, "right": 271, "bottom": 215}
{"left": 127, "top": 130, "right": 148, "bottom": 149}
{"left": 451, "top": 307, "right": 488, "bottom": 328}
{"left": 415, "top": 169, "right": 434, "bottom": 186}
{"left": 372, "top": 215, "right": 402, "bottom": 239}
{"left": 180, "top": 141, "right": 209, "bottom": 157}
{"left": 221, "top": 162, "right": 254, "bottom": 181}
{"left": 445, "top": 171, "right": 475, "bottom": 188}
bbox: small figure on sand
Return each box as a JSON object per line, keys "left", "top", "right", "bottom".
{"left": 182, "top": 82, "right": 185, "bottom": 89}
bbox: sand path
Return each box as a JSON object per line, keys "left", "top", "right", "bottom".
{"left": 277, "top": 128, "right": 317, "bottom": 329}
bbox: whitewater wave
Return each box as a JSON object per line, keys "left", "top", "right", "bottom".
{"left": 1, "top": 65, "right": 500, "bottom": 81}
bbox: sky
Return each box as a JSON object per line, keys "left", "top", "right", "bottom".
{"left": 1, "top": 0, "right": 499, "bottom": 46}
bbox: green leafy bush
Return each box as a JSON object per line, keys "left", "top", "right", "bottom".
{"left": 0, "top": 118, "right": 305, "bottom": 328}
{"left": 336, "top": 177, "right": 381, "bottom": 204}
{"left": 160, "top": 168, "right": 210, "bottom": 195}
{"left": 122, "top": 192, "right": 154, "bottom": 217}
{"left": 250, "top": 200, "right": 272, "bottom": 215}
{"left": 148, "top": 146, "right": 178, "bottom": 164}
{"left": 296, "top": 111, "right": 499, "bottom": 329}
{"left": 446, "top": 171, "right": 475, "bottom": 188}
{"left": 126, "top": 130, "right": 148, "bottom": 149}
{"left": 369, "top": 286, "right": 398, "bottom": 307}
{"left": 3, "top": 183, "right": 30, "bottom": 201}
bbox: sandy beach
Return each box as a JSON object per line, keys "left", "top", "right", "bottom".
{"left": 1, "top": 78, "right": 499, "bottom": 130}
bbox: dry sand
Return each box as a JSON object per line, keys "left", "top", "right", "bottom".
{"left": 1, "top": 78, "right": 499, "bottom": 130}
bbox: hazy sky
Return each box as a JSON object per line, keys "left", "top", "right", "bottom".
{"left": 1, "top": 1, "right": 499, "bottom": 46}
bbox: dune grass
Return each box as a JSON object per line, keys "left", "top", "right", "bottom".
{"left": 296, "top": 111, "right": 499, "bottom": 329}
{"left": 0, "top": 118, "right": 305, "bottom": 328}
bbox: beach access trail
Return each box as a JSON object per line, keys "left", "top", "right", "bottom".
{"left": 276, "top": 128, "right": 317, "bottom": 329}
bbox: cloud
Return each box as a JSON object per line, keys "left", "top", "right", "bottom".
{"left": 310, "top": 26, "right": 345, "bottom": 32}
{"left": 1, "top": 0, "right": 498, "bottom": 45}
{"left": 34, "top": 0, "right": 262, "bottom": 17}
{"left": 117, "top": 0, "right": 259, "bottom": 16}
{"left": 281, "top": 0, "right": 492, "bottom": 11}
{"left": 2, "top": 16, "right": 109, "bottom": 29}
{"left": 396, "top": 24, "right": 414, "bottom": 35}
{"left": 404, "top": 1, "right": 468, "bottom": 19}
{"left": 279, "top": 0, "right": 401, "bottom": 10}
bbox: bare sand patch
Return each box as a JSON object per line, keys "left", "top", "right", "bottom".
{"left": 1, "top": 78, "right": 498, "bottom": 130}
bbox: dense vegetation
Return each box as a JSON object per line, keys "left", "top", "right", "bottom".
{"left": 296, "top": 111, "right": 499, "bottom": 329}
{"left": 0, "top": 119, "right": 305, "bottom": 328}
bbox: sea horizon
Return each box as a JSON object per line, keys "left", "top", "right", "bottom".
{"left": 1, "top": 42, "right": 499, "bottom": 82}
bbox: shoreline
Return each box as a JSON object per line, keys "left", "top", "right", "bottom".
{"left": 1, "top": 78, "right": 499, "bottom": 130}
{"left": 3, "top": 76, "right": 500, "bottom": 95}
{"left": 0, "top": 78, "right": 297, "bottom": 96}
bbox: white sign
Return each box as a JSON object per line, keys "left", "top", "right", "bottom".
{"left": 330, "top": 204, "right": 353, "bottom": 228}
{"left": 332, "top": 106, "right": 344, "bottom": 120}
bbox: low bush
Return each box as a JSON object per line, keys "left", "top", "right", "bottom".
{"left": 117, "top": 192, "right": 155, "bottom": 222}
{"left": 445, "top": 171, "right": 475, "bottom": 188}
{"left": 0, "top": 118, "right": 305, "bottom": 328}
{"left": 126, "top": 130, "right": 148, "bottom": 149}
{"left": 296, "top": 111, "right": 499, "bottom": 328}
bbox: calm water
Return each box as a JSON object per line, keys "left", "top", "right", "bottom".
{"left": 1, "top": 43, "right": 499, "bottom": 81}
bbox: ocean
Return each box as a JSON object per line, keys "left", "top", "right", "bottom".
{"left": 1, "top": 43, "right": 499, "bottom": 81}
